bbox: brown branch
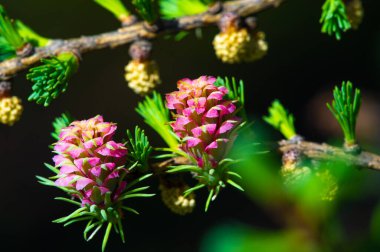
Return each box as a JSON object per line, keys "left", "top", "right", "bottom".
{"left": 0, "top": 0, "right": 284, "bottom": 78}
{"left": 151, "top": 156, "right": 191, "bottom": 174}
{"left": 279, "top": 139, "right": 380, "bottom": 171}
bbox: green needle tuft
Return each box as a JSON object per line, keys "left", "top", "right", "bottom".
{"left": 320, "top": 0, "right": 351, "bottom": 40}
{"left": 15, "top": 20, "right": 50, "bottom": 47}
{"left": 263, "top": 100, "right": 297, "bottom": 140}
{"left": 327, "top": 81, "right": 361, "bottom": 146}
{"left": 126, "top": 126, "right": 153, "bottom": 171}
{"left": 51, "top": 112, "right": 74, "bottom": 141}
{"left": 159, "top": 0, "right": 211, "bottom": 20}
{"left": 132, "top": 0, "right": 158, "bottom": 24}
{"left": 94, "top": 0, "right": 131, "bottom": 22}
{"left": 27, "top": 52, "right": 79, "bottom": 106}
{"left": 0, "top": 5, "right": 25, "bottom": 60}
{"left": 136, "top": 91, "right": 179, "bottom": 149}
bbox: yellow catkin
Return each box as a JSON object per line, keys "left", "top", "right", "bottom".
{"left": 316, "top": 169, "right": 338, "bottom": 201}
{"left": 282, "top": 166, "right": 338, "bottom": 201}
{"left": 124, "top": 60, "right": 161, "bottom": 95}
{"left": 0, "top": 96, "right": 23, "bottom": 126}
{"left": 159, "top": 183, "right": 195, "bottom": 215}
{"left": 213, "top": 28, "right": 268, "bottom": 64}
{"left": 281, "top": 150, "right": 338, "bottom": 201}
{"left": 282, "top": 166, "right": 312, "bottom": 187}
{"left": 346, "top": 0, "right": 364, "bottom": 30}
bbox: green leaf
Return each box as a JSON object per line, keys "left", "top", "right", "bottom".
{"left": 214, "top": 76, "right": 245, "bottom": 106}
{"left": 126, "top": 126, "right": 153, "bottom": 171}
{"left": 0, "top": 36, "right": 15, "bottom": 61}
{"left": 102, "top": 222, "right": 113, "bottom": 252}
{"left": 320, "top": 0, "right": 351, "bottom": 40}
{"left": 53, "top": 207, "right": 87, "bottom": 223}
{"left": 136, "top": 91, "right": 179, "bottom": 149}
{"left": 183, "top": 184, "right": 205, "bottom": 197}
{"left": 263, "top": 100, "right": 297, "bottom": 140}
{"left": 227, "top": 179, "right": 244, "bottom": 192}
{"left": 44, "top": 162, "right": 60, "bottom": 174}
{"left": 54, "top": 197, "right": 81, "bottom": 207}
{"left": 0, "top": 5, "right": 24, "bottom": 51}
{"left": 214, "top": 76, "right": 246, "bottom": 120}
{"left": 36, "top": 175, "right": 56, "bottom": 187}
{"left": 122, "top": 186, "right": 150, "bottom": 195}
{"left": 63, "top": 216, "right": 92, "bottom": 227}
{"left": 326, "top": 81, "right": 361, "bottom": 145}
{"left": 27, "top": 52, "right": 79, "bottom": 106}
{"left": 87, "top": 223, "right": 104, "bottom": 241}
{"left": 119, "top": 193, "right": 156, "bottom": 201}
{"left": 167, "top": 164, "right": 202, "bottom": 173}
{"left": 117, "top": 219, "right": 126, "bottom": 243}
{"left": 124, "top": 173, "right": 153, "bottom": 191}
{"left": 121, "top": 206, "right": 140, "bottom": 215}
{"left": 94, "top": 0, "right": 131, "bottom": 22}
{"left": 132, "top": 0, "right": 158, "bottom": 24}
{"left": 51, "top": 112, "right": 74, "bottom": 141}
{"left": 84, "top": 220, "right": 102, "bottom": 240}
{"left": 159, "top": 0, "right": 209, "bottom": 20}
{"left": 227, "top": 171, "right": 242, "bottom": 180}
{"left": 15, "top": 20, "right": 50, "bottom": 47}
{"left": 205, "top": 189, "right": 214, "bottom": 212}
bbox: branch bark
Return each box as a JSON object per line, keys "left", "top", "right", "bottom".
{"left": 0, "top": 0, "right": 283, "bottom": 78}
{"left": 279, "top": 139, "right": 380, "bottom": 171}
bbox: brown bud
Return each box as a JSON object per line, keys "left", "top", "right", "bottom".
{"left": 218, "top": 12, "right": 241, "bottom": 33}
{"left": 129, "top": 40, "right": 153, "bottom": 62}
{"left": 244, "top": 16, "right": 257, "bottom": 31}
{"left": 282, "top": 149, "right": 302, "bottom": 173}
{"left": 0, "top": 81, "right": 11, "bottom": 99}
{"left": 16, "top": 43, "right": 34, "bottom": 57}
{"left": 207, "top": 1, "right": 223, "bottom": 14}
{"left": 120, "top": 15, "right": 138, "bottom": 26}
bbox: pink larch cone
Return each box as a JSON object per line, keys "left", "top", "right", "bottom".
{"left": 166, "top": 76, "right": 241, "bottom": 167}
{"left": 53, "top": 115, "right": 128, "bottom": 206}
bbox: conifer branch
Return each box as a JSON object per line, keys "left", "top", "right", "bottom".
{"left": 279, "top": 139, "right": 380, "bottom": 171}
{"left": 0, "top": 0, "right": 284, "bottom": 79}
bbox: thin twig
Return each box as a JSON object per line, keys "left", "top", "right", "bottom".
{"left": 279, "top": 140, "right": 380, "bottom": 170}
{"left": 0, "top": 0, "right": 283, "bottom": 79}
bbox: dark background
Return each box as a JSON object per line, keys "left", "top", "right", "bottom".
{"left": 1, "top": 0, "right": 380, "bottom": 251}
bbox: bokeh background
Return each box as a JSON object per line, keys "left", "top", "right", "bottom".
{"left": 1, "top": 0, "right": 380, "bottom": 251}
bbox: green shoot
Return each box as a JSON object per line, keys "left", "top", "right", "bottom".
{"left": 327, "top": 81, "right": 361, "bottom": 146}
{"left": 132, "top": 0, "right": 158, "bottom": 24}
{"left": 0, "top": 5, "right": 24, "bottom": 50}
{"left": 0, "top": 36, "right": 15, "bottom": 61}
{"left": 15, "top": 20, "right": 50, "bottom": 47}
{"left": 136, "top": 91, "right": 179, "bottom": 149}
{"left": 159, "top": 0, "right": 209, "bottom": 20}
{"left": 51, "top": 112, "right": 74, "bottom": 141}
{"left": 320, "top": 0, "right": 351, "bottom": 40}
{"left": 94, "top": 0, "right": 131, "bottom": 22}
{"left": 27, "top": 52, "right": 79, "bottom": 106}
{"left": 263, "top": 100, "right": 297, "bottom": 140}
{"left": 126, "top": 126, "right": 153, "bottom": 171}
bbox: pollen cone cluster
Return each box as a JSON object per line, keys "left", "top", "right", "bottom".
{"left": 346, "top": 0, "right": 363, "bottom": 30}
{"left": 213, "top": 28, "right": 268, "bottom": 64}
{"left": 166, "top": 76, "right": 241, "bottom": 167}
{"left": 53, "top": 115, "right": 128, "bottom": 206}
{"left": 281, "top": 150, "right": 311, "bottom": 186}
{"left": 125, "top": 40, "right": 161, "bottom": 95}
{"left": 281, "top": 150, "right": 338, "bottom": 201}
{"left": 125, "top": 59, "right": 161, "bottom": 95}
{"left": 316, "top": 169, "right": 338, "bottom": 201}
{"left": 0, "top": 96, "right": 23, "bottom": 126}
{"left": 159, "top": 180, "right": 195, "bottom": 215}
